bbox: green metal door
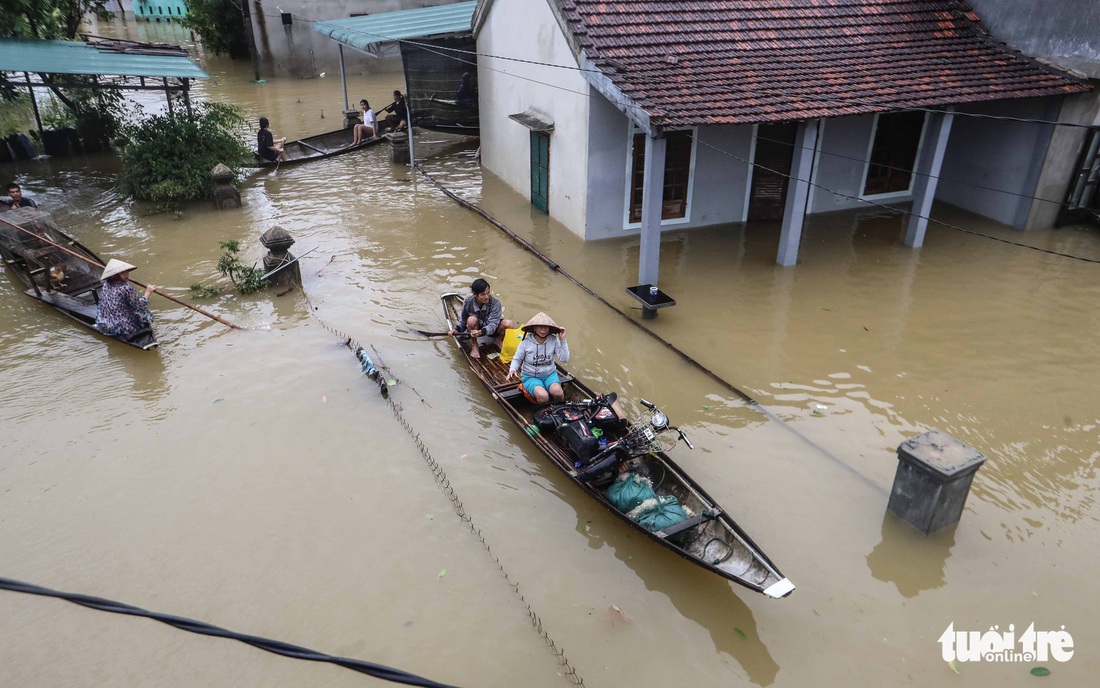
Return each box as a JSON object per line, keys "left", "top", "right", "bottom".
{"left": 530, "top": 131, "right": 549, "bottom": 213}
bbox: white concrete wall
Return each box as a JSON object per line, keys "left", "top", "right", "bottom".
{"left": 808, "top": 115, "right": 878, "bottom": 213}
{"left": 584, "top": 93, "right": 756, "bottom": 240}
{"left": 938, "top": 97, "right": 1056, "bottom": 228}
{"left": 477, "top": 0, "right": 591, "bottom": 237}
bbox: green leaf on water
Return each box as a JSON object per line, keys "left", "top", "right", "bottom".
{"left": 437, "top": 568, "right": 447, "bottom": 579}
{"left": 424, "top": 514, "right": 434, "bottom": 520}
{"left": 702, "top": 406, "right": 711, "bottom": 411}
{"left": 1030, "top": 667, "right": 1051, "bottom": 677}
{"left": 213, "top": 398, "right": 224, "bottom": 404}
{"left": 734, "top": 628, "right": 747, "bottom": 640}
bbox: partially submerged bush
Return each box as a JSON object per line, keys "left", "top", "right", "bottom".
{"left": 119, "top": 101, "right": 250, "bottom": 207}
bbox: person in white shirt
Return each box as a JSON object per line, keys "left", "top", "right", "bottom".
{"left": 350, "top": 99, "right": 376, "bottom": 147}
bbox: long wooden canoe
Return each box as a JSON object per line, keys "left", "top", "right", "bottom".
{"left": 0, "top": 209, "right": 158, "bottom": 350}
{"left": 255, "top": 126, "right": 386, "bottom": 167}
{"left": 441, "top": 293, "right": 793, "bottom": 597}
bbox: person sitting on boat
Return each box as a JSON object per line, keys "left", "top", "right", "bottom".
{"left": 455, "top": 72, "right": 476, "bottom": 109}
{"left": 506, "top": 312, "right": 569, "bottom": 403}
{"left": 95, "top": 259, "right": 155, "bottom": 342}
{"left": 350, "top": 99, "right": 377, "bottom": 147}
{"left": 2, "top": 183, "right": 37, "bottom": 210}
{"left": 257, "top": 117, "right": 286, "bottom": 162}
{"left": 450, "top": 278, "right": 513, "bottom": 359}
{"left": 380, "top": 91, "right": 408, "bottom": 134}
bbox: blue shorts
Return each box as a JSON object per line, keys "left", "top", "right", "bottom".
{"left": 522, "top": 370, "right": 560, "bottom": 396}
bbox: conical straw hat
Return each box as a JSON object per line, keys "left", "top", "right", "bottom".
{"left": 100, "top": 258, "right": 137, "bottom": 281}
{"left": 521, "top": 312, "right": 561, "bottom": 334}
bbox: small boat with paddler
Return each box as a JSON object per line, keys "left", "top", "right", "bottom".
{"left": 0, "top": 208, "right": 158, "bottom": 350}
{"left": 441, "top": 292, "right": 793, "bottom": 597}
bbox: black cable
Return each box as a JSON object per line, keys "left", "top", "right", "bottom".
{"left": 0, "top": 576, "right": 461, "bottom": 688}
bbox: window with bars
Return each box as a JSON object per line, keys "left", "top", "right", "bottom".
{"left": 628, "top": 129, "right": 694, "bottom": 224}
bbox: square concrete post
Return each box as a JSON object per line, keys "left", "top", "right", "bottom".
{"left": 638, "top": 134, "right": 667, "bottom": 286}
{"left": 887, "top": 428, "right": 987, "bottom": 535}
{"left": 777, "top": 119, "right": 819, "bottom": 266}
{"left": 905, "top": 108, "right": 955, "bottom": 247}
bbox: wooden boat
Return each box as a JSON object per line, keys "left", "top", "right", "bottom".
{"left": 441, "top": 293, "right": 794, "bottom": 598}
{"left": 256, "top": 126, "right": 387, "bottom": 167}
{"left": 0, "top": 208, "right": 158, "bottom": 350}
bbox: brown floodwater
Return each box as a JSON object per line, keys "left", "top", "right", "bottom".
{"left": 1, "top": 16, "right": 1098, "bottom": 688}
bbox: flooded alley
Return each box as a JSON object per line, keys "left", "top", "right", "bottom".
{"left": 2, "top": 15, "right": 1099, "bottom": 688}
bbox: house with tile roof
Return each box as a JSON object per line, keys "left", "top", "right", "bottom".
{"left": 472, "top": 0, "right": 1089, "bottom": 279}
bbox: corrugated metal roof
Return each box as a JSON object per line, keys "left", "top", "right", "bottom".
{"left": 312, "top": 1, "right": 476, "bottom": 53}
{"left": 0, "top": 37, "right": 209, "bottom": 79}
{"left": 555, "top": 0, "right": 1090, "bottom": 127}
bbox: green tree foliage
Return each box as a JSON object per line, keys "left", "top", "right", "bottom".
{"left": 0, "top": 1, "right": 113, "bottom": 102}
{"left": 0, "top": 0, "right": 109, "bottom": 41}
{"left": 119, "top": 101, "right": 252, "bottom": 207}
{"left": 181, "top": 0, "right": 248, "bottom": 57}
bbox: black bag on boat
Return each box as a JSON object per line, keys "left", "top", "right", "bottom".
{"left": 535, "top": 406, "right": 601, "bottom": 462}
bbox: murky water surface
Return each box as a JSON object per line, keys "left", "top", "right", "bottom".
{"left": 2, "top": 17, "right": 1099, "bottom": 688}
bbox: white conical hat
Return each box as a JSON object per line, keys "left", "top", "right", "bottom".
{"left": 521, "top": 312, "right": 561, "bottom": 334}
{"left": 100, "top": 258, "right": 137, "bottom": 281}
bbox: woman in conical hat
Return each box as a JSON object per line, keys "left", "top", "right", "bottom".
{"left": 506, "top": 312, "right": 569, "bottom": 402}
{"left": 95, "top": 258, "right": 155, "bottom": 342}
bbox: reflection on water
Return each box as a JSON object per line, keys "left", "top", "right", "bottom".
{"left": 866, "top": 515, "right": 956, "bottom": 598}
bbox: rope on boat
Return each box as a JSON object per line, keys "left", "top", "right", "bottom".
{"left": 301, "top": 286, "right": 586, "bottom": 686}
{"left": 415, "top": 163, "right": 883, "bottom": 493}
{"left": 0, "top": 577, "right": 460, "bottom": 688}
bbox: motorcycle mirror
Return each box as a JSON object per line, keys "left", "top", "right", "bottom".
{"left": 639, "top": 398, "right": 656, "bottom": 410}
{"left": 651, "top": 411, "right": 668, "bottom": 430}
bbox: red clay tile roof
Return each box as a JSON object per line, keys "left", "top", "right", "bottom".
{"left": 555, "top": 0, "right": 1090, "bottom": 127}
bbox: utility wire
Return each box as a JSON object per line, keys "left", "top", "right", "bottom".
{"left": 0, "top": 577, "right": 460, "bottom": 687}
{"left": 314, "top": 22, "right": 1093, "bottom": 209}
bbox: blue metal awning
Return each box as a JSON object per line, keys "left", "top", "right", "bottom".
{"left": 0, "top": 37, "right": 209, "bottom": 79}
{"left": 312, "top": 1, "right": 476, "bottom": 54}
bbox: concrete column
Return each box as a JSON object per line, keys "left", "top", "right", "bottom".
{"left": 638, "top": 135, "right": 667, "bottom": 285}
{"left": 905, "top": 108, "right": 955, "bottom": 247}
{"left": 777, "top": 119, "right": 819, "bottom": 266}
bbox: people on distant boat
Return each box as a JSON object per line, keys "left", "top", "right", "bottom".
{"left": 507, "top": 312, "right": 569, "bottom": 403}
{"left": 95, "top": 259, "right": 154, "bottom": 342}
{"left": 257, "top": 117, "right": 286, "bottom": 162}
{"left": 455, "top": 72, "right": 477, "bottom": 109}
{"left": 450, "top": 278, "right": 514, "bottom": 359}
{"left": 2, "top": 183, "right": 37, "bottom": 210}
{"left": 380, "top": 91, "right": 408, "bottom": 134}
{"left": 350, "top": 99, "right": 376, "bottom": 146}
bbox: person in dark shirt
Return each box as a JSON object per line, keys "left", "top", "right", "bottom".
{"left": 455, "top": 72, "right": 476, "bottom": 109}
{"left": 450, "top": 278, "right": 514, "bottom": 359}
{"left": 380, "top": 91, "right": 408, "bottom": 134}
{"left": 2, "top": 183, "right": 38, "bottom": 209}
{"left": 257, "top": 117, "right": 286, "bottom": 162}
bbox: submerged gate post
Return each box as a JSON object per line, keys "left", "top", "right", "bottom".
{"left": 260, "top": 225, "right": 301, "bottom": 288}
{"left": 887, "top": 428, "right": 986, "bottom": 535}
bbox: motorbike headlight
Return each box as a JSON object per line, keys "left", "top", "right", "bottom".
{"left": 651, "top": 411, "right": 668, "bottom": 430}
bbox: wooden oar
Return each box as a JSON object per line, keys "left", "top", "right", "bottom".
{"left": 0, "top": 214, "right": 244, "bottom": 330}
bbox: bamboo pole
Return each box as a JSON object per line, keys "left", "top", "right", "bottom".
{"left": 0, "top": 214, "right": 243, "bottom": 330}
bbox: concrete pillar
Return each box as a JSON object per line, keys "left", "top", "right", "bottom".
{"left": 260, "top": 225, "right": 301, "bottom": 289}
{"left": 777, "top": 119, "right": 819, "bottom": 266}
{"left": 887, "top": 428, "right": 987, "bottom": 535}
{"left": 638, "top": 134, "right": 667, "bottom": 286}
{"left": 388, "top": 133, "right": 410, "bottom": 165}
{"left": 905, "top": 108, "right": 955, "bottom": 247}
